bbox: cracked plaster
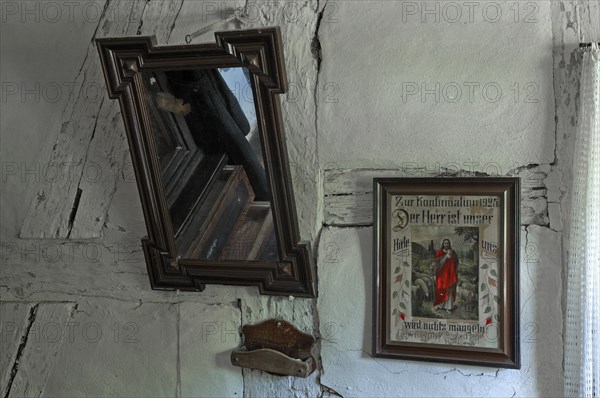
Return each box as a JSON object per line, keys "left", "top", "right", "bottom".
{"left": 1, "top": 0, "right": 598, "bottom": 397}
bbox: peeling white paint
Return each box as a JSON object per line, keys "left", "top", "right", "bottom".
{"left": 1, "top": 0, "right": 599, "bottom": 397}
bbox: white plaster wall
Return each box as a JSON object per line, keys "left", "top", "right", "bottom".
{"left": 1, "top": 0, "right": 598, "bottom": 397}
{"left": 0, "top": 0, "right": 101, "bottom": 237}
{"left": 317, "top": 1, "right": 555, "bottom": 173}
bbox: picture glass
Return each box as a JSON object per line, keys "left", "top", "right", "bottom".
{"left": 387, "top": 194, "right": 503, "bottom": 349}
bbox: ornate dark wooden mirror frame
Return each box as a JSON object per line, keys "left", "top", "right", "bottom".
{"left": 96, "top": 28, "right": 315, "bottom": 297}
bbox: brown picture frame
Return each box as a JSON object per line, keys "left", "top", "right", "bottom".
{"left": 373, "top": 177, "right": 520, "bottom": 368}
{"left": 96, "top": 28, "right": 315, "bottom": 297}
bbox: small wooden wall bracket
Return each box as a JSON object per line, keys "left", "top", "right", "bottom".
{"left": 231, "top": 319, "right": 317, "bottom": 378}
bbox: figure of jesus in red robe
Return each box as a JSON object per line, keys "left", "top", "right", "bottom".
{"left": 432, "top": 238, "right": 459, "bottom": 312}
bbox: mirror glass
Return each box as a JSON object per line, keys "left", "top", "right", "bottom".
{"left": 140, "top": 67, "right": 279, "bottom": 261}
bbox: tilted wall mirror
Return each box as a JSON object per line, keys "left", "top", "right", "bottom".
{"left": 96, "top": 28, "right": 315, "bottom": 297}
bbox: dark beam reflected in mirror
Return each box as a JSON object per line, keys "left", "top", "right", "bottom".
{"left": 141, "top": 67, "right": 279, "bottom": 261}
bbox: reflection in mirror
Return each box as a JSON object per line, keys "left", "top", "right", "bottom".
{"left": 140, "top": 67, "right": 279, "bottom": 261}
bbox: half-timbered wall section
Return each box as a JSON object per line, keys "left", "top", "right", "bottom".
{"left": 1, "top": 1, "right": 598, "bottom": 396}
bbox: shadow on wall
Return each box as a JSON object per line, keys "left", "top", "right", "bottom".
{"left": 359, "top": 228, "right": 373, "bottom": 358}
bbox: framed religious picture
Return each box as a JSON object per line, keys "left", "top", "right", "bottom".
{"left": 373, "top": 177, "right": 520, "bottom": 368}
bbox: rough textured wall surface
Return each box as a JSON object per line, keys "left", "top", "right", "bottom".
{"left": 1, "top": 0, "right": 598, "bottom": 397}
{"left": 315, "top": 1, "right": 598, "bottom": 397}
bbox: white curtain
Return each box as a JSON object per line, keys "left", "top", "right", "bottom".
{"left": 565, "top": 45, "right": 600, "bottom": 398}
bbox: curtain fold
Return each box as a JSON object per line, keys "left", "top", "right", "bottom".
{"left": 565, "top": 46, "right": 600, "bottom": 398}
